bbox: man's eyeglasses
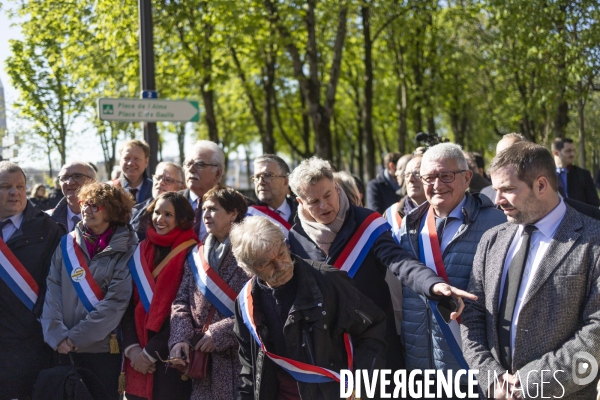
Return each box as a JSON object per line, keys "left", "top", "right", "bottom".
{"left": 153, "top": 174, "right": 184, "bottom": 185}
{"left": 79, "top": 201, "right": 105, "bottom": 212}
{"left": 402, "top": 171, "right": 420, "bottom": 180}
{"left": 251, "top": 173, "right": 288, "bottom": 183}
{"left": 419, "top": 170, "right": 466, "bottom": 185}
{"left": 58, "top": 173, "right": 91, "bottom": 183}
{"left": 184, "top": 160, "right": 219, "bottom": 171}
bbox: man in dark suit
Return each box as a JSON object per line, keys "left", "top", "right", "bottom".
{"left": 180, "top": 140, "right": 226, "bottom": 241}
{"left": 366, "top": 152, "right": 403, "bottom": 214}
{"left": 112, "top": 139, "right": 153, "bottom": 204}
{"left": 47, "top": 161, "right": 96, "bottom": 231}
{"left": 552, "top": 137, "right": 599, "bottom": 207}
{"left": 461, "top": 142, "right": 600, "bottom": 399}
{"left": 0, "top": 162, "right": 65, "bottom": 399}
{"left": 251, "top": 154, "right": 297, "bottom": 225}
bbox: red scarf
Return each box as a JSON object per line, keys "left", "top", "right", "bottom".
{"left": 125, "top": 225, "right": 198, "bottom": 399}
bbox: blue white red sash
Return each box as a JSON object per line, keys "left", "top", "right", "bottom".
{"left": 127, "top": 242, "right": 155, "bottom": 313}
{"left": 333, "top": 212, "right": 390, "bottom": 278}
{"left": 418, "top": 206, "right": 469, "bottom": 370}
{"left": 238, "top": 280, "right": 354, "bottom": 384}
{"left": 384, "top": 202, "right": 403, "bottom": 244}
{"left": 0, "top": 238, "right": 39, "bottom": 311}
{"left": 61, "top": 232, "right": 105, "bottom": 313}
{"left": 246, "top": 205, "right": 291, "bottom": 238}
{"left": 188, "top": 244, "right": 238, "bottom": 317}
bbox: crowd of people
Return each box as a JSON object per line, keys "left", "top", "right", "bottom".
{"left": 0, "top": 135, "right": 598, "bottom": 400}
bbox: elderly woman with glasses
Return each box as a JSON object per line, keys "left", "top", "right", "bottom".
{"left": 121, "top": 192, "right": 197, "bottom": 400}
{"left": 41, "top": 182, "right": 138, "bottom": 400}
{"left": 169, "top": 185, "right": 250, "bottom": 400}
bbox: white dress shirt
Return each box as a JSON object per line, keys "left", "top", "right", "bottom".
{"left": 273, "top": 199, "right": 291, "bottom": 222}
{"left": 498, "top": 198, "right": 566, "bottom": 354}
{"left": 66, "top": 205, "right": 82, "bottom": 232}
{"left": 1, "top": 212, "right": 24, "bottom": 242}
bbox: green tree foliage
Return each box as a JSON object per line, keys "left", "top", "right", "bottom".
{"left": 7, "top": 0, "right": 600, "bottom": 180}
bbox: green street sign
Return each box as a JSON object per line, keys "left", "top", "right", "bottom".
{"left": 97, "top": 98, "right": 200, "bottom": 122}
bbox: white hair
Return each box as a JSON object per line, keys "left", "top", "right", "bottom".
{"left": 230, "top": 217, "right": 286, "bottom": 275}
{"left": 186, "top": 140, "right": 225, "bottom": 170}
{"left": 422, "top": 143, "right": 468, "bottom": 171}
{"left": 288, "top": 157, "right": 334, "bottom": 198}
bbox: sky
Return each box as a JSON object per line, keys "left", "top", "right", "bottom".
{"left": 0, "top": 5, "right": 216, "bottom": 175}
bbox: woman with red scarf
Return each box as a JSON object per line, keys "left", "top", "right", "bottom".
{"left": 121, "top": 191, "right": 197, "bottom": 400}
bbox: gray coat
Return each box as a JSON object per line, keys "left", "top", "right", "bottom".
{"left": 398, "top": 193, "right": 506, "bottom": 374}
{"left": 461, "top": 205, "right": 600, "bottom": 399}
{"left": 41, "top": 224, "right": 137, "bottom": 353}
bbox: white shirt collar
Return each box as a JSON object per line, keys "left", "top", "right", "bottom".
{"left": 6, "top": 211, "right": 24, "bottom": 229}
{"left": 189, "top": 190, "right": 200, "bottom": 204}
{"left": 274, "top": 198, "right": 291, "bottom": 221}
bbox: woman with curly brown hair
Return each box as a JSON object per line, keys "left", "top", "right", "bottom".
{"left": 41, "top": 182, "right": 138, "bottom": 400}
{"left": 121, "top": 191, "right": 198, "bottom": 400}
{"left": 169, "top": 185, "right": 251, "bottom": 400}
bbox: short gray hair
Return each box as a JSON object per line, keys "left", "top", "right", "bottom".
{"left": 421, "top": 143, "right": 468, "bottom": 171}
{"left": 0, "top": 162, "right": 26, "bottom": 180}
{"left": 186, "top": 140, "right": 225, "bottom": 170}
{"left": 288, "top": 157, "right": 334, "bottom": 198}
{"left": 230, "top": 216, "right": 286, "bottom": 275}
{"left": 155, "top": 161, "right": 184, "bottom": 183}
{"left": 60, "top": 161, "right": 97, "bottom": 180}
{"left": 254, "top": 154, "right": 290, "bottom": 175}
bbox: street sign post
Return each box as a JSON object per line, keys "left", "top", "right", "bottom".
{"left": 97, "top": 98, "right": 200, "bottom": 123}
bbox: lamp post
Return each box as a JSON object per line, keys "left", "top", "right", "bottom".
{"left": 138, "top": 0, "right": 158, "bottom": 175}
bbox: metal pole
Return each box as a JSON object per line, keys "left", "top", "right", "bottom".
{"left": 138, "top": 0, "right": 158, "bottom": 175}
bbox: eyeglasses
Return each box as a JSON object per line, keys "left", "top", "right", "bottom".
{"left": 58, "top": 173, "right": 91, "bottom": 183}
{"left": 79, "top": 201, "right": 105, "bottom": 212}
{"left": 153, "top": 174, "right": 184, "bottom": 185}
{"left": 251, "top": 173, "right": 287, "bottom": 183}
{"left": 402, "top": 171, "right": 420, "bottom": 180}
{"left": 184, "top": 160, "right": 219, "bottom": 170}
{"left": 419, "top": 170, "right": 466, "bottom": 185}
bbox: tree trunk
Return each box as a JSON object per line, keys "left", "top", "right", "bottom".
{"left": 554, "top": 4, "right": 569, "bottom": 138}
{"left": 577, "top": 80, "right": 586, "bottom": 167}
{"left": 201, "top": 23, "right": 218, "bottom": 144}
{"left": 361, "top": 4, "right": 375, "bottom": 180}
{"left": 262, "top": 45, "right": 276, "bottom": 154}
{"left": 397, "top": 82, "right": 407, "bottom": 154}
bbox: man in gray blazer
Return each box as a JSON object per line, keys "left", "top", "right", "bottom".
{"left": 461, "top": 141, "right": 600, "bottom": 399}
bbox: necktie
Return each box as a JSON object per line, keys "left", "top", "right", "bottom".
{"left": 193, "top": 200, "right": 203, "bottom": 238}
{"left": 498, "top": 224, "right": 537, "bottom": 371}
{"left": 556, "top": 169, "right": 568, "bottom": 198}
{"left": 129, "top": 188, "right": 139, "bottom": 204}
{"left": 0, "top": 219, "right": 13, "bottom": 241}
{"left": 71, "top": 215, "right": 81, "bottom": 231}
{"left": 435, "top": 216, "right": 447, "bottom": 245}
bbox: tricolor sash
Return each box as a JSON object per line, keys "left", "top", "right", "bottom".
{"left": 188, "top": 244, "right": 238, "bottom": 317}
{"left": 333, "top": 212, "right": 390, "bottom": 278}
{"left": 238, "top": 280, "right": 353, "bottom": 384}
{"left": 0, "top": 238, "right": 39, "bottom": 311}
{"left": 246, "top": 205, "right": 291, "bottom": 238}
{"left": 61, "top": 232, "right": 105, "bottom": 313}
{"left": 127, "top": 242, "right": 155, "bottom": 313}
{"left": 418, "top": 206, "right": 469, "bottom": 370}
{"left": 384, "top": 202, "right": 403, "bottom": 244}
